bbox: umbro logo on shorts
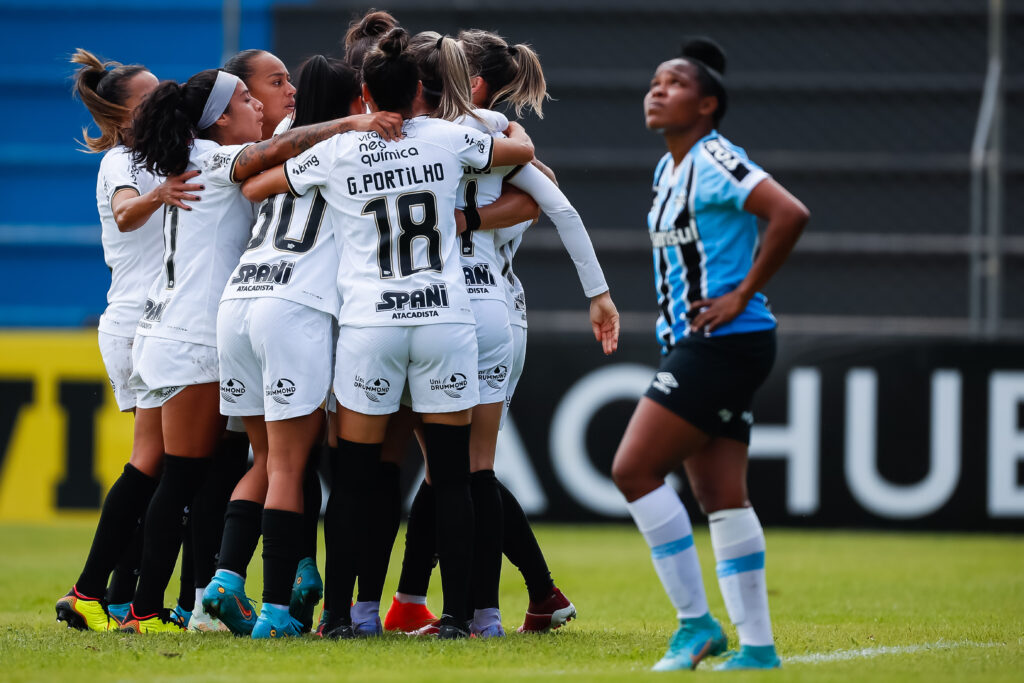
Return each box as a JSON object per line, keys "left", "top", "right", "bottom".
{"left": 266, "top": 378, "right": 296, "bottom": 405}
{"left": 220, "top": 378, "right": 245, "bottom": 403}
{"left": 430, "top": 373, "right": 468, "bottom": 399}
{"left": 354, "top": 375, "right": 390, "bottom": 403}
{"left": 651, "top": 372, "right": 678, "bottom": 395}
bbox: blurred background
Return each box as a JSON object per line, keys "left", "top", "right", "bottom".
{"left": 0, "top": 0, "right": 1021, "bottom": 531}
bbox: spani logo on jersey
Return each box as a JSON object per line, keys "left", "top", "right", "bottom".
{"left": 141, "top": 298, "right": 166, "bottom": 324}
{"left": 354, "top": 375, "right": 391, "bottom": 403}
{"left": 266, "top": 378, "right": 296, "bottom": 405}
{"left": 376, "top": 284, "right": 450, "bottom": 319}
{"left": 231, "top": 260, "right": 295, "bottom": 291}
{"left": 480, "top": 365, "right": 508, "bottom": 390}
{"left": 220, "top": 378, "right": 246, "bottom": 403}
{"left": 463, "top": 264, "right": 496, "bottom": 293}
{"left": 430, "top": 373, "right": 468, "bottom": 399}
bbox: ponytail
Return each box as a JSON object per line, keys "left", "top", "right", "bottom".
{"left": 129, "top": 69, "right": 219, "bottom": 177}
{"left": 362, "top": 27, "right": 419, "bottom": 115}
{"left": 70, "top": 48, "right": 147, "bottom": 152}
{"left": 408, "top": 31, "right": 475, "bottom": 122}
{"left": 458, "top": 30, "right": 550, "bottom": 119}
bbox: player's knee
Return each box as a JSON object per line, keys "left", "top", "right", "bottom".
{"left": 611, "top": 457, "right": 648, "bottom": 500}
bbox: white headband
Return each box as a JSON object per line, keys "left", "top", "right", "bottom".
{"left": 197, "top": 71, "right": 240, "bottom": 130}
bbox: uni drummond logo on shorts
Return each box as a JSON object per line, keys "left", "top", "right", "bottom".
{"left": 430, "top": 373, "right": 468, "bottom": 399}
{"left": 480, "top": 365, "right": 508, "bottom": 390}
{"left": 267, "top": 378, "right": 296, "bottom": 405}
{"left": 354, "top": 375, "right": 391, "bottom": 402}
{"left": 220, "top": 378, "right": 246, "bottom": 403}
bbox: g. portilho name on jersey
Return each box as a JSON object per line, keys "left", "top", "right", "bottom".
{"left": 375, "top": 283, "right": 450, "bottom": 319}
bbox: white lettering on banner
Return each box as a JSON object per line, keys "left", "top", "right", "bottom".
{"left": 748, "top": 368, "right": 821, "bottom": 515}
{"left": 845, "top": 368, "right": 962, "bottom": 519}
{"left": 988, "top": 372, "right": 1024, "bottom": 516}
{"left": 494, "top": 416, "right": 548, "bottom": 514}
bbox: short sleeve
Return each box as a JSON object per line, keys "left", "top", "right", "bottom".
{"left": 101, "top": 149, "right": 143, "bottom": 203}
{"left": 449, "top": 124, "right": 494, "bottom": 173}
{"left": 201, "top": 143, "right": 253, "bottom": 186}
{"left": 284, "top": 136, "right": 336, "bottom": 197}
{"left": 696, "top": 138, "right": 768, "bottom": 211}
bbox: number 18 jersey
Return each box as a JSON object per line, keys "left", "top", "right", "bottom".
{"left": 284, "top": 116, "right": 494, "bottom": 328}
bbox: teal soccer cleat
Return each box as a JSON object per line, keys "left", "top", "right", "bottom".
{"left": 289, "top": 557, "right": 323, "bottom": 633}
{"left": 202, "top": 570, "right": 258, "bottom": 636}
{"left": 652, "top": 613, "right": 728, "bottom": 671}
{"left": 252, "top": 603, "right": 304, "bottom": 639}
{"left": 713, "top": 644, "right": 781, "bottom": 671}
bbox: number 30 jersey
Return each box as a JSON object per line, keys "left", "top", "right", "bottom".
{"left": 136, "top": 139, "right": 255, "bottom": 346}
{"left": 221, "top": 188, "right": 337, "bottom": 317}
{"left": 284, "top": 116, "right": 494, "bottom": 327}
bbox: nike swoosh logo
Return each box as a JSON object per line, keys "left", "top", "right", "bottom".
{"left": 234, "top": 595, "right": 252, "bottom": 619}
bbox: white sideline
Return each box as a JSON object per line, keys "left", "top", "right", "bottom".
{"left": 786, "top": 640, "right": 1002, "bottom": 664}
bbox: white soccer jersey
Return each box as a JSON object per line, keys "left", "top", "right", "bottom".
{"left": 137, "top": 139, "right": 256, "bottom": 346}
{"left": 221, "top": 188, "right": 338, "bottom": 316}
{"left": 454, "top": 109, "right": 515, "bottom": 302}
{"left": 285, "top": 116, "right": 494, "bottom": 327}
{"left": 96, "top": 145, "right": 164, "bottom": 337}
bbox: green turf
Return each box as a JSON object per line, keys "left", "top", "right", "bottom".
{"left": 0, "top": 520, "right": 1021, "bottom": 682}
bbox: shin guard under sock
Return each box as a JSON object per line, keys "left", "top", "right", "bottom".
{"left": 422, "top": 423, "right": 474, "bottom": 624}
{"left": 190, "top": 433, "right": 249, "bottom": 587}
{"left": 357, "top": 461, "right": 401, "bottom": 603}
{"left": 338, "top": 440, "right": 382, "bottom": 603}
{"left": 323, "top": 445, "right": 355, "bottom": 613}
{"left": 395, "top": 479, "right": 437, "bottom": 597}
{"left": 262, "top": 508, "right": 304, "bottom": 606}
{"left": 76, "top": 463, "right": 157, "bottom": 599}
{"left": 217, "top": 499, "right": 263, "bottom": 578}
{"left": 177, "top": 516, "right": 195, "bottom": 611}
{"left": 105, "top": 511, "right": 145, "bottom": 605}
{"left": 470, "top": 470, "right": 502, "bottom": 610}
{"left": 133, "top": 455, "right": 212, "bottom": 616}
{"left": 301, "top": 445, "right": 323, "bottom": 561}
{"left": 497, "top": 480, "right": 554, "bottom": 603}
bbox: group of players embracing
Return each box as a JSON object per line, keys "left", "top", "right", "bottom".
{"left": 56, "top": 9, "right": 620, "bottom": 640}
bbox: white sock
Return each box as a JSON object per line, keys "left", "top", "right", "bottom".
{"left": 351, "top": 600, "right": 380, "bottom": 624}
{"left": 395, "top": 592, "right": 427, "bottom": 605}
{"left": 709, "top": 507, "right": 774, "bottom": 647}
{"left": 626, "top": 484, "right": 709, "bottom": 619}
{"left": 472, "top": 607, "right": 501, "bottom": 631}
{"left": 194, "top": 587, "right": 205, "bottom": 612}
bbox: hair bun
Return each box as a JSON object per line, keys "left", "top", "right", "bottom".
{"left": 681, "top": 37, "right": 726, "bottom": 75}
{"left": 379, "top": 27, "right": 409, "bottom": 58}
{"left": 361, "top": 12, "right": 394, "bottom": 38}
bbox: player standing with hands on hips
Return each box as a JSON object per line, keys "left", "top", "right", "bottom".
{"left": 611, "top": 38, "right": 808, "bottom": 671}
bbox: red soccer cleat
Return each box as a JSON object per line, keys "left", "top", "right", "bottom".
{"left": 517, "top": 587, "right": 577, "bottom": 633}
{"left": 383, "top": 595, "right": 438, "bottom": 633}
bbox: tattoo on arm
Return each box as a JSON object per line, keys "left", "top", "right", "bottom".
{"left": 234, "top": 120, "right": 348, "bottom": 181}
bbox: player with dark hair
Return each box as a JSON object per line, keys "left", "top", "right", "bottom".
{"left": 342, "top": 8, "right": 400, "bottom": 69}
{"left": 240, "top": 27, "right": 536, "bottom": 639}
{"left": 611, "top": 37, "right": 808, "bottom": 670}
{"left": 223, "top": 49, "right": 297, "bottom": 141}
{"left": 113, "top": 66, "right": 400, "bottom": 633}
{"left": 56, "top": 48, "right": 202, "bottom": 632}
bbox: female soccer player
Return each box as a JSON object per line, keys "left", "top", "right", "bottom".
{"left": 387, "top": 29, "right": 619, "bottom": 637}
{"left": 611, "top": 38, "right": 809, "bottom": 671}
{"left": 241, "top": 27, "right": 535, "bottom": 639}
{"left": 202, "top": 55, "right": 366, "bottom": 639}
{"left": 115, "top": 66, "right": 401, "bottom": 633}
{"left": 56, "top": 49, "right": 204, "bottom": 632}
{"left": 224, "top": 49, "right": 296, "bottom": 142}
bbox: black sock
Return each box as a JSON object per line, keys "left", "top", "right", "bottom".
{"left": 177, "top": 514, "right": 195, "bottom": 610}
{"left": 498, "top": 480, "right": 553, "bottom": 603}
{"left": 105, "top": 512, "right": 145, "bottom": 605}
{"left": 422, "top": 423, "right": 474, "bottom": 624}
{"left": 217, "top": 499, "right": 263, "bottom": 578}
{"left": 396, "top": 479, "right": 437, "bottom": 597}
{"left": 338, "top": 440, "right": 381, "bottom": 603}
{"left": 76, "top": 463, "right": 157, "bottom": 598}
{"left": 470, "top": 470, "right": 503, "bottom": 610}
{"left": 301, "top": 445, "right": 323, "bottom": 562}
{"left": 323, "top": 445, "right": 354, "bottom": 615}
{"left": 262, "top": 508, "right": 304, "bottom": 606}
{"left": 190, "top": 432, "right": 249, "bottom": 587}
{"left": 357, "top": 461, "right": 401, "bottom": 603}
{"left": 133, "top": 455, "right": 212, "bottom": 616}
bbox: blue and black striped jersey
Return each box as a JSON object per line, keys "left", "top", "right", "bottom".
{"left": 648, "top": 131, "right": 776, "bottom": 349}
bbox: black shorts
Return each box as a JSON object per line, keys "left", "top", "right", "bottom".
{"left": 643, "top": 329, "right": 776, "bottom": 445}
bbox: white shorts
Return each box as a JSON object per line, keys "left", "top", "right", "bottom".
{"left": 129, "top": 335, "right": 218, "bottom": 409}
{"left": 334, "top": 323, "right": 479, "bottom": 415}
{"left": 217, "top": 298, "right": 333, "bottom": 421}
{"left": 98, "top": 331, "right": 136, "bottom": 412}
{"left": 472, "top": 299, "right": 514, "bottom": 405}
{"left": 501, "top": 324, "right": 527, "bottom": 429}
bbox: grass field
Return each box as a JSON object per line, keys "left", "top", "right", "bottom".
{"left": 0, "top": 520, "right": 1021, "bottom": 682}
